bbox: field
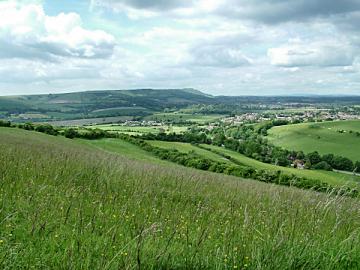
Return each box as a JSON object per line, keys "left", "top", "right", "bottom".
{"left": 2, "top": 127, "right": 360, "bottom": 269}
{"left": 143, "top": 112, "right": 225, "bottom": 124}
{"left": 145, "top": 139, "right": 360, "bottom": 187}
{"left": 87, "top": 124, "right": 188, "bottom": 135}
{"left": 203, "top": 144, "right": 360, "bottom": 187}
{"left": 78, "top": 138, "right": 170, "bottom": 164}
{"left": 268, "top": 120, "right": 360, "bottom": 162}
{"left": 147, "top": 141, "right": 232, "bottom": 164}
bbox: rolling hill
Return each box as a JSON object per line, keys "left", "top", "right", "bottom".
{"left": 268, "top": 120, "right": 360, "bottom": 162}
{"left": 0, "top": 88, "right": 215, "bottom": 122}
{"left": 1, "top": 127, "right": 360, "bottom": 269}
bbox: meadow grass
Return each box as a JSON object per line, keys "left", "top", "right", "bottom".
{"left": 202, "top": 144, "right": 360, "bottom": 187}
{"left": 78, "top": 138, "right": 171, "bottom": 164}
{"left": 268, "top": 120, "right": 360, "bottom": 161}
{"left": 147, "top": 141, "right": 232, "bottom": 164}
{"left": 1, "top": 127, "right": 360, "bottom": 269}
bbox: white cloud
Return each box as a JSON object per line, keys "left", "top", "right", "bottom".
{"left": 268, "top": 41, "right": 357, "bottom": 67}
{"left": 0, "top": 1, "right": 115, "bottom": 60}
{"left": 190, "top": 45, "right": 251, "bottom": 67}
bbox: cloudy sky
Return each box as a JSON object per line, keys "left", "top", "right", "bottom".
{"left": 0, "top": 0, "right": 360, "bottom": 96}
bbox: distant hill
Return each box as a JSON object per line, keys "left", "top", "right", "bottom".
{"left": 0, "top": 89, "right": 215, "bottom": 121}
{"left": 1, "top": 88, "right": 360, "bottom": 122}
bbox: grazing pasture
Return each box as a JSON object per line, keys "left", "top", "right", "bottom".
{"left": 1, "top": 127, "right": 360, "bottom": 269}
{"left": 268, "top": 120, "right": 360, "bottom": 162}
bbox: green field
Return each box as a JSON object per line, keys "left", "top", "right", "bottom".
{"left": 268, "top": 120, "right": 360, "bottom": 162}
{"left": 202, "top": 144, "right": 360, "bottom": 187}
{"left": 144, "top": 112, "right": 225, "bottom": 124}
{"left": 2, "top": 127, "right": 360, "bottom": 269}
{"left": 147, "top": 141, "right": 232, "bottom": 164}
{"left": 146, "top": 139, "right": 360, "bottom": 187}
{"left": 146, "top": 140, "right": 360, "bottom": 187}
{"left": 88, "top": 124, "right": 188, "bottom": 135}
{"left": 79, "top": 138, "right": 170, "bottom": 164}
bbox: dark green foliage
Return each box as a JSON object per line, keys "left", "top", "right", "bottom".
{"left": 0, "top": 120, "right": 11, "bottom": 127}
{"left": 34, "top": 124, "right": 58, "bottom": 136}
{"left": 64, "top": 128, "right": 78, "bottom": 139}
{"left": 306, "top": 151, "right": 322, "bottom": 165}
{"left": 355, "top": 161, "right": 360, "bottom": 173}
{"left": 313, "top": 161, "right": 332, "bottom": 171}
{"left": 332, "top": 156, "right": 354, "bottom": 171}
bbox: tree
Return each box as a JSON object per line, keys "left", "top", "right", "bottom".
{"left": 296, "top": 151, "right": 305, "bottom": 160}
{"left": 322, "top": 154, "right": 334, "bottom": 167}
{"left": 313, "top": 161, "right": 332, "bottom": 171}
{"left": 64, "top": 128, "right": 78, "bottom": 139}
{"left": 305, "top": 160, "right": 312, "bottom": 169}
{"left": 332, "top": 156, "right": 354, "bottom": 171}
{"left": 306, "top": 151, "right": 322, "bottom": 165}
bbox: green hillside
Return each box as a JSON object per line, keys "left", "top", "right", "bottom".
{"left": 0, "top": 89, "right": 214, "bottom": 122}
{"left": 268, "top": 120, "right": 360, "bottom": 162}
{"left": 2, "top": 127, "right": 360, "bottom": 269}
{"left": 202, "top": 144, "right": 360, "bottom": 187}
{"left": 146, "top": 140, "right": 360, "bottom": 187}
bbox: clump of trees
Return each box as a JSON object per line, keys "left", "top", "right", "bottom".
{"left": 0, "top": 120, "right": 12, "bottom": 127}
{"left": 63, "top": 128, "right": 117, "bottom": 140}
{"left": 304, "top": 151, "right": 355, "bottom": 172}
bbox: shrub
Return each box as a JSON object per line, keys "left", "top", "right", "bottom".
{"left": 313, "top": 161, "right": 332, "bottom": 171}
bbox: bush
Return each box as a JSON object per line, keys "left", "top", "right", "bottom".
{"left": 64, "top": 128, "right": 78, "bottom": 139}
{"left": 332, "top": 156, "right": 354, "bottom": 171}
{"left": 35, "top": 124, "right": 58, "bottom": 136}
{"left": 313, "top": 161, "right": 332, "bottom": 171}
{"left": 0, "top": 120, "right": 11, "bottom": 127}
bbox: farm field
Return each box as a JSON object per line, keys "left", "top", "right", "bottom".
{"left": 47, "top": 116, "right": 135, "bottom": 126}
{"left": 268, "top": 120, "right": 360, "bottom": 162}
{"left": 87, "top": 124, "right": 188, "bottom": 135}
{"left": 2, "top": 127, "right": 360, "bottom": 269}
{"left": 201, "top": 145, "right": 360, "bottom": 187}
{"left": 143, "top": 112, "right": 226, "bottom": 124}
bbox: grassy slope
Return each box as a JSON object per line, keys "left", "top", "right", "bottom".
{"left": 147, "top": 141, "right": 232, "bottom": 164}
{"left": 268, "top": 120, "right": 360, "bottom": 161}
{"left": 145, "top": 139, "right": 359, "bottom": 187}
{"left": 2, "top": 127, "right": 360, "bottom": 269}
{"left": 203, "top": 144, "right": 360, "bottom": 187}
{"left": 78, "top": 138, "right": 170, "bottom": 164}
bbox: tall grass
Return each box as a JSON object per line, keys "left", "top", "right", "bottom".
{"left": 1, "top": 128, "right": 360, "bottom": 269}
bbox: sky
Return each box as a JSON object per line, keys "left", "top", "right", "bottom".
{"left": 0, "top": 0, "right": 360, "bottom": 96}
